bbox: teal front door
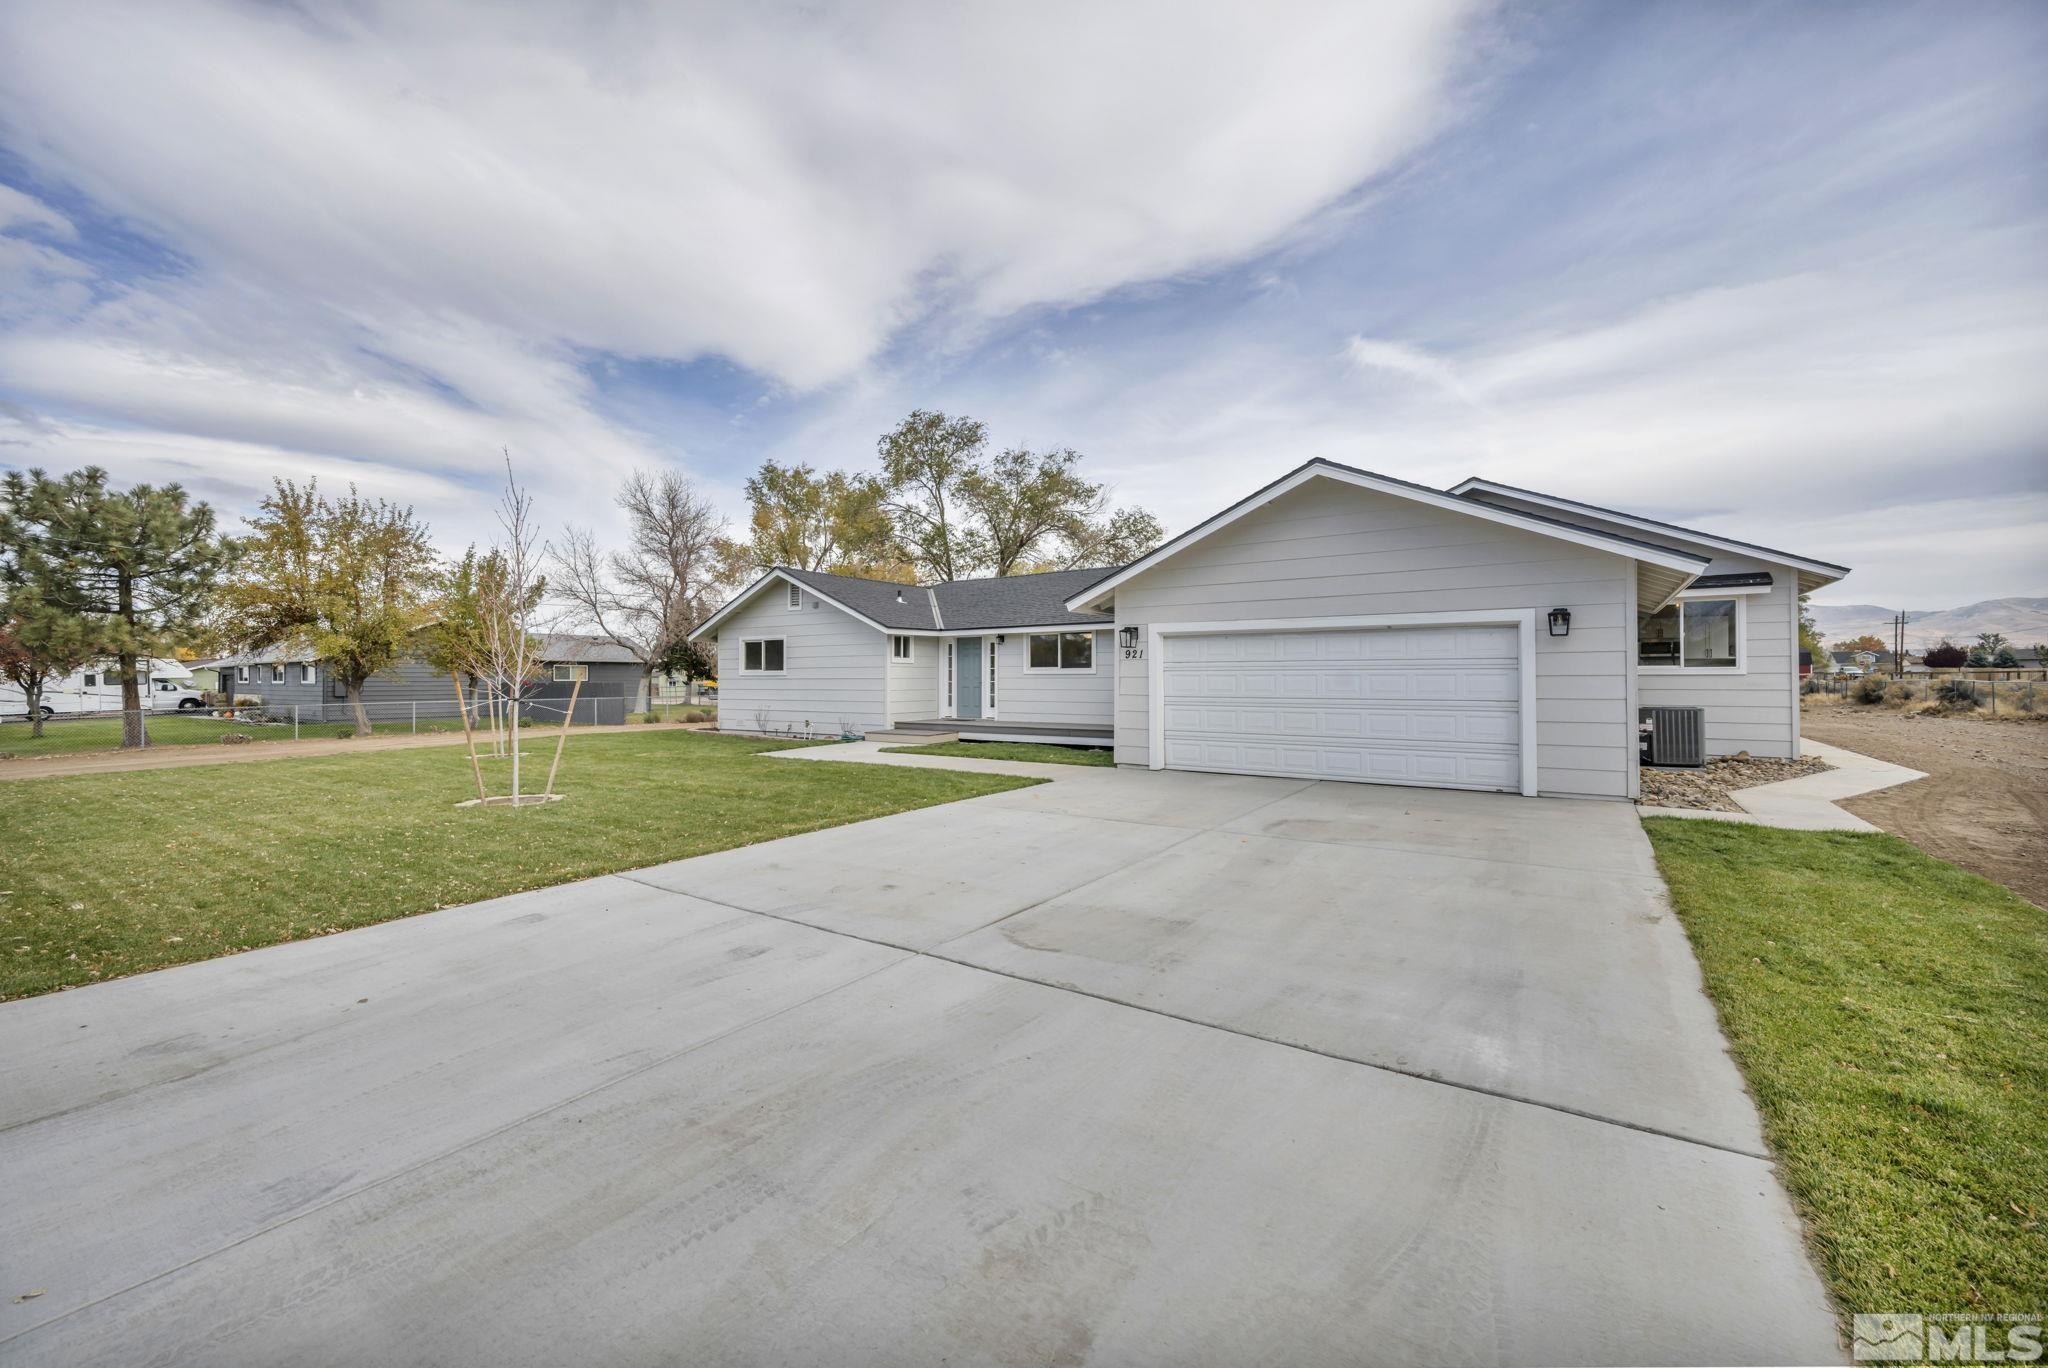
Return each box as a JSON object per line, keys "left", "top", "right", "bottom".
{"left": 955, "top": 638, "right": 981, "bottom": 719}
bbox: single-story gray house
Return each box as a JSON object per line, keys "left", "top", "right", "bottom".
{"left": 693, "top": 459, "right": 1849, "bottom": 799}
{"left": 197, "top": 633, "right": 647, "bottom": 724}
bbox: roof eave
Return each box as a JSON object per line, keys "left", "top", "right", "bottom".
{"left": 1450, "top": 477, "right": 1851, "bottom": 584}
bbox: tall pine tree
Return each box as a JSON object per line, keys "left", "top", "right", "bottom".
{"left": 1, "top": 468, "right": 230, "bottom": 748}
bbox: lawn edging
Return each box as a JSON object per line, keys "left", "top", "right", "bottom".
{"left": 1642, "top": 817, "right": 2045, "bottom": 1345}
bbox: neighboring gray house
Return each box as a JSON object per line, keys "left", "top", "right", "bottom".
{"left": 690, "top": 566, "right": 1116, "bottom": 744}
{"left": 197, "top": 633, "right": 647, "bottom": 723}
{"left": 698, "top": 459, "right": 1850, "bottom": 800}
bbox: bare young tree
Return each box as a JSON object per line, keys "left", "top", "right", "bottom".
{"left": 474, "top": 459, "right": 548, "bottom": 804}
{"left": 552, "top": 470, "right": 726, "bottom": 705}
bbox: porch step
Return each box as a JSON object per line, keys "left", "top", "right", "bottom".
{"left": 867, "top": 729, "right": 960, "bottom": 744}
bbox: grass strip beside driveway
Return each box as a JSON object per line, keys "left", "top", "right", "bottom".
{"left": 879, "top": 740, "right": 1115, "bottom": 766}
{"left": 1643, "top": 818, "right": 2046, "bottom": 1334}
{"left": 1, "top": 730, "right": 1036, "bottom": 1000}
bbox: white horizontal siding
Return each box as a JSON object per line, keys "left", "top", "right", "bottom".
{"left": 1113, "top": 484, "right": 1637, "bottom": 799}
{"left": 1467, "top": 492, "right": 1804, "bottom": 761}
{"left": 994, "top": 631, "right": 1113, "bottom": 727}
{"left": 713, "top": 585, "right": 886, "bottom": 735}
{"left": 887, "top": 635, "right": 938, "bottom": 723}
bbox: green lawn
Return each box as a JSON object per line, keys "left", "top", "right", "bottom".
{"left": 0, "top": 730, "right": 1036, "bottom": 1000}
{"left": 879, "top": 739, "right": 1116, "bottom": 766}
{"left": 0, "top": 711, "right": 683, "bottom": 760}
{"left": 0, "top": 713, "right": 466, "bottom": 759}
{"left": 1643, "top": 819, "right": 2045, "bottom": 1334}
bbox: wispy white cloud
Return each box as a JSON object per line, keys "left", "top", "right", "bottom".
{"left": 0, "top": 0, "right": 1486, "bottom": 548}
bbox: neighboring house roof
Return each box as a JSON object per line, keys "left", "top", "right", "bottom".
{"left": 1447, "top": 477, "right": 1850, "bottom": 588}
{"left": 696, "top": 565, "right": 1118, "bottom": 640}
{"left": 198, "top": 632, "right": 641, "bottom": 671}
{"left": 535, "top": 633, "right": 643, "bottom": 665}
{"left": 1064, "top": 459, "right": 1713, "bottom": 614}
{"left": 193, "top": 644, "right": 317, "bottom": 668}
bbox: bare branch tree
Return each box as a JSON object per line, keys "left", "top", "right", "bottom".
{"left": 474, "top": 457, "right": 548, "bottom": 803}
{"left": 552, "top": 470, "right": 726, "bottom": 706}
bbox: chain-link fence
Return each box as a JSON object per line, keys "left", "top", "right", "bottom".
{"left": 0, "top": 694, "right": 640, "bottom": 759}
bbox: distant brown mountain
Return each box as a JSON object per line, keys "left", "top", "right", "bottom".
{"left": 1807, "top": 598, "right": 2048, "bottom": 650}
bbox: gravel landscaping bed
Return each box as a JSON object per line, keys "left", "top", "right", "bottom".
{"left": 1638, "top": 753, "right": 1833, "bottom": 811}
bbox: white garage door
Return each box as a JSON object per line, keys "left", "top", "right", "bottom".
{"left": 1160, "top": 625, "right": 1521, "bottom": 791}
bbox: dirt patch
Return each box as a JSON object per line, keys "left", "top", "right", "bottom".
{"left": 1638, "top": 754, "right": 1832, "bottom": 812}
{"left": 1802, "top": 696, "right": 2048, "bottom": 908}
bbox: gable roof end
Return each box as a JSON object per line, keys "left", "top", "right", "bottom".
{"left": 1063, "top": 458, "right": 1710, "bottom": 613}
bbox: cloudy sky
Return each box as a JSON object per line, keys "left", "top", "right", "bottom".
{"left": 0, "top": 0, "right": 2042, "bottom": 608}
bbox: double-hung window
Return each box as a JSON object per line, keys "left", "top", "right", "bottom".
{"left": 302, "top": 662, "right": 317, "bottom": 684}
{"left": 1025, "top": 632, "right": 1095, "bottom": 671}
{"left": 1639, "top": 598, "right": 1742, "bottom": 671}
{"left": 743, "top": 639, "right": 785, "bottom": 673}
{"left": 271, "top": 664, "right": 285, "bottom": 683}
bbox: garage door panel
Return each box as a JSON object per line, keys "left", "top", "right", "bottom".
{"left": 1160, "top": 624, "right": 1521, "bottom": 793}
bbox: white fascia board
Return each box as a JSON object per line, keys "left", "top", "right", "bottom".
{"left": 689, "top": 569, "right": 892, "bottom": 640}
{"left": 1450, "top": 478, "right": 1849, "bottom": 584}
{"left": 1066, "top": 462, "right": 1708, "bottom": 612}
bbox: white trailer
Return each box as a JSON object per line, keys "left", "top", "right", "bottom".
{"left": 1, "top": 658, "right": 206, "bottom": 718}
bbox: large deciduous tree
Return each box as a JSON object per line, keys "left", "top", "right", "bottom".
{"left": 553, "top": 469, "right": 725, "bottom": 708}
{"left": 220, "top": 479, "right": 437, "bottom": 735}
{"left": 876, "top": 411, "right": 1164, "bottom": 579}
{"left": 0, "top": 467, "right": 229, "bottom": 747}
{"left": 877, "top": 409, "right": 987, "bottom": 582}
{"left": 714, "top": 461, "right": 904, "bottom": 582}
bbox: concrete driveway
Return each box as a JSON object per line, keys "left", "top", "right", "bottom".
{"left": 0, "top": 766, "right": 1839, "bottom": 1366}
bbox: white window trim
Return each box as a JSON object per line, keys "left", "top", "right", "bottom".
{"left": 1145, "top": 610, "right": 1540, "bottom": 797}
{"left": 1638, "top": 595, "right": 1747, "bottom": 676}
{"left": 302, "top": 662, "right": 317, "bottom": 684}
{"left": 1022, "top": 630, "right": 1100, "bottom": 674}
{"left": 552, "top": 663, "right": 588, "bottom": 683}
{"left": 237, "top": 665, "right": 250, "bottom": 682}
{"left": 890, "top": 634, "right": 913, "bottom": 661}
{"left": 786, "top": 582, "right": 803, "bottom": 611}
{"left": 271, "top": 664, "right": 285, "bottom": 683}
{"left": 741, "top": 636, "right": 786, "bottom": 674}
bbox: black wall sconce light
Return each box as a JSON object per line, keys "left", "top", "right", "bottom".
{"left": 1548, "top": 608, "right": 1571, "bottom": 637}
{"left": 995, "top": 634, "right": 1006, "bottom": 645}
{"left": 1119, "top": 626, "right": 1141, "bottom": 650}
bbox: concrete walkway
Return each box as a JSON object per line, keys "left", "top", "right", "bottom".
{"left": 1639, "top": 737, "right": 1926, "bottom": 832}
{"left": 0, "top": 764, "right": 1839, "bottom": 1365}
{"left": 0, "top": 721, "right": 709, "bottom": 782}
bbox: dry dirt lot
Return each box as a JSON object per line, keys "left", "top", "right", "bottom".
{"left": 1802, "top": 697, "right": 2048, "bottom": 907}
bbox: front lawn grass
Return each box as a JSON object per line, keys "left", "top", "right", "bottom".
{"left": 0, "top": 713, "right": 466, "bottom": 759}
{"left": 0, "top": 730, "right": 1036, "bottom": 1000}
{"left": 879, "top": 739, "right": 1115, "bottom": 766}
{"left": 1642, "top": 819, "right": 2045, "bottom": 1332}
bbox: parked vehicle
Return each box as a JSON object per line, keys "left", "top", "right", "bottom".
{"left": 0, "top": 658, "right": 206, "bottom": 717}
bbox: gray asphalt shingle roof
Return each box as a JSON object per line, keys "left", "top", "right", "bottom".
{"left": 775, "top": 565, "right": 1115, "bottom": 632}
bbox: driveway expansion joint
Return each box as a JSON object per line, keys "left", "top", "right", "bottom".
{"left": 623, "top": 868, "right": 1774, "bottom": 1163}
